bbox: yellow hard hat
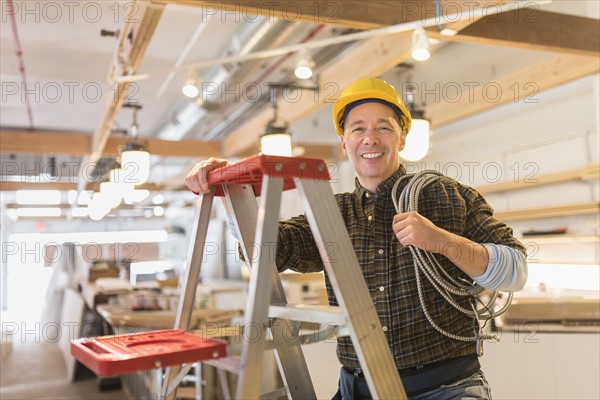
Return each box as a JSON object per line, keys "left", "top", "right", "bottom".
{"left": 332, "top": 77, "right": 412, "bottom": 136}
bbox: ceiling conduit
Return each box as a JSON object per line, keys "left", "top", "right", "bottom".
{"left": 156, "top": 17, "right": 295, "bottom": 141}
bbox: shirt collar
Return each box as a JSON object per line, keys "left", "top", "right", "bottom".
{"left": 354, "top": 164, "right": 407, "bottom": 200}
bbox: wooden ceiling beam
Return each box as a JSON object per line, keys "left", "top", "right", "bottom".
{"left": 165, "top": 1, "right": 596, "bottom": 56}
{"left": 431, "top": 10, "right": 600, "bottom": 57}
{"left": 0, "top": 130, "right": 342, "bottom": 160}
{"left": 0, "top": 181, "right": 162, "bottom": 192}
{"left": 90, "top": 2, "right": 165, "bottom": 157}
{"left": 158, "top": 0, "right": 446, "bottom": 29}
{"left": 428, "top": 54, "right": 600, "bottom": 128}
{"left": 0, "top": 130, "right": 223, "bottom": 158}
{"left": 79, "top": 2, "right": 165, "bottom": 191}
{"left": 0, "top": 130, "right": 89, "bottom": 155}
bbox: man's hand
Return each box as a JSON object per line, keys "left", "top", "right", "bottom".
{"left": 392, "top": 210, "right": 488, "bottom": 277}
{"left": 185, "top": 158, "right": 231, "bottom": 194}
{"left": 392, "top": 211, "right": 449, "bottom": 253}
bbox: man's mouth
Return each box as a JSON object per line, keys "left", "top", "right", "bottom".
{"left": 361, "top": 152, "right": 384, "bottom": 159}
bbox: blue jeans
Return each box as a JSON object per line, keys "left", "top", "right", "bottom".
{"left": 410, "top": 370, "right": 492, "bottom": 400}
{"left": 333, "top": 369, "right": 492, "bottom": 400}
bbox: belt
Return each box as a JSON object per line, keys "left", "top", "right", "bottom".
{"left": 342, "top": 353, "right": 480, "bottom": 396}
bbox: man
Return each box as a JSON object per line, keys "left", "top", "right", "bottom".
{"left": 186, "top": 77, "right": 527, "bottom": 399}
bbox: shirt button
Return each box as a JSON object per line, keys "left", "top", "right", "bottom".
{"left": 366, "top": 193, "right": 370, "bottom": 198}
{"left": 378, "top": 249, "right": 384, "bottom": 255}
{"left": 367, "top": 215, "right": 373, "bottom": 221}
{"left": 382, "top": 326, "right": 388, "bottom": 332}
{"left": 379, "top": 286, "right": 385, "bottom": 291}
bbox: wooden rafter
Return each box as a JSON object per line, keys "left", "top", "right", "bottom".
{"left": 427, "top": 54, "right": 600, "bottom": 128}
{"left": 0, "top": 181, "right": 162, "bottom": 192}
{"left": 78, "top": 2, "right": 165, "bottom": 191}
{"left": 0, "top": 130, "right": 341, "bottom": 159}
{"left": 162, "top": 1, "right": 598, "bottom": 55}
{"left": 430, "top": 9, "right": 600, "bottom": 57}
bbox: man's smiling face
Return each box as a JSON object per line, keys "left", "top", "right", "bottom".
{"left": 341, "top": 102, "right": 406, "bottom": 192}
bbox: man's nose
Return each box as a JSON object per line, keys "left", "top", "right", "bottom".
{"left": 362, "top": 127, "right": 379, "bottom": 145}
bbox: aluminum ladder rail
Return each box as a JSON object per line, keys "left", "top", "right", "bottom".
{"left": 163, "top": 155, "right": 407, "bottom": 400}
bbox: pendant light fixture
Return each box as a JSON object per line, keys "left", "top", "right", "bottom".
{"left": 411, "top": 26, "right": 431, "bottom": 62}
{"left": 260, "top": 89, "right": 292, "bottom": 157}
{"left": 400, "top": 87, "right": 430, "bottom": 162}
{"left": 182, "top": 69, "right": 200, "bottom": 98}
{"left": 294, "top": 48, "right": 315, "bottom": 80}
{"left": 120, "top": 104, "right": 150, "bottom": 185}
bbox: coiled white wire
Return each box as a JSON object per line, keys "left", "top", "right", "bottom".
{"left": 391, "top": 170, "right": 513, "bottom": 345}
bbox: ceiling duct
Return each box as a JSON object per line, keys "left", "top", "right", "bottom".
{"left": 201, "top": 28, "right": 361, "bottom": 142}
{"left": 156, "top": 18, "right": 295, "bottom": 141}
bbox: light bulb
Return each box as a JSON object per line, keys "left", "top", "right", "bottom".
{"left": 182, "top": 72, "right": 200, "bottom": 98}
{"left": 294, "top": 49, "right": 315, "bottom": 80}
{"left": 260, "top": 133, "right": 292, "bottom": 157}
{"left": 121, "top": 149, "right": 150, "bottom": 185}
{"left": 182, "top": 81, "right": 199, "bottom": 98}
{"left": 399, "top": 118, "right": 430, "bottom": 162}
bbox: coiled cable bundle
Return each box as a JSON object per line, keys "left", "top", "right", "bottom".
{"left": 391, "top": 170, "right": 512, "bottom": 351}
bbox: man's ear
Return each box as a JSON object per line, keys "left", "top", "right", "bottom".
{"left": 341, "top": 136, "right": 348, "bottom": 155}
{"left": 399, "top": 130, "right": 407, "bottom": 149}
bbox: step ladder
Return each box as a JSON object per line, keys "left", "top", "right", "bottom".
{"left": 165, "top": 154, "right": 406, "bottom": 400}
{"left": 71, "top": 154, "right": 407, "bottom": 399}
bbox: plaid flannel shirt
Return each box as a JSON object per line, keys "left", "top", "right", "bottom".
{"left": 275, "top": 165, "right": 526, "bottom": 369}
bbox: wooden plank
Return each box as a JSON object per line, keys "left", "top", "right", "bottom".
{"left": 82, "top": 2, "right": 165, "bottom": 191}
{"left": 223, "top": 33, "right": 413, "bottom": 156}
{"left": 0, "top": 130, "right": 223, "bottom": 158}
{"left": 0, "top": 181, "right": 162, "bottom": 191}
{"left": 161, "top": 0, "right": 515, "bottom": 30}
{"left": 0, "top": 130, "right": 89, "bottom": 155}
{"left": 0, "top": 130, "right": 342, "bottom": 160}
{"left": 453, "top": 10, "right": 600, "bottom": 57}
{"left": 157, "top": 0, "right": 433, "bottom": 29}
{"left": 0, "top": 182, "right": 77, "bottom": 191}
{"left": 166, "top": 1, "right": 592, "bottom": 56}
{"left": 428, "top": 54, "right": 600, "bottom": 128}
{"left": 494, "top": 202, "right": 600, "bottom": 222}
{"left": 103, "top": 136, "right": 223, "bottom": 158}
{"left": 476, "top": 163, "right": 600, "bottom": 195}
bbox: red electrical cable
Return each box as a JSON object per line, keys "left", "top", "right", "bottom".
{"left": 252, "top": 24, "right": 326, "bottom": 84}
{"left": 6, "top": 0, "right": 34, "bottom": 129}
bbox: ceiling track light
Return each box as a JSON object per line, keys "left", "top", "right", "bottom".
{"left": 411, "top": 26, "right": 431, "bottom": 62}
{"left": 182, "top": 70, "right": 200, "bottom": 98}
{"left": 294, "top": 48, "right": 315, "bottom": 80}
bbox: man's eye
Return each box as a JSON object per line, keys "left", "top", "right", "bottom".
{"left": 352, "top": 127, "right": 365, "bottom": 133}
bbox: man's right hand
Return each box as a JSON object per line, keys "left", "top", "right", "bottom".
{"left": 185, "top": 158, "right": 231, "bottom": 194}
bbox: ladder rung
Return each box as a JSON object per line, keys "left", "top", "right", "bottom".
{"left": 204, "top": 355, "right": 240, "bottom": 374}
{"left": 260, "top": 387, "right": 288, "bottom": 399}
{"left": 269, "top": 303, "right": 346, "bottom": 326}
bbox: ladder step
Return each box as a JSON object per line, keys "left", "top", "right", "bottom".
{"left": 260, "top": 387, "right": 288, "bottom": 399}
{"left": 269, "top": 303, "right": 345, "bottom": 326}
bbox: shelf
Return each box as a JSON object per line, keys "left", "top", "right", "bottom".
{"left": 494, "top": 201, "right": 600, "bottom": 222}
{"left": 518, "top": 235, "right": 600, "bottom": 244}
{"left": 476, "top": 163, "right": 599, "bottom": 195}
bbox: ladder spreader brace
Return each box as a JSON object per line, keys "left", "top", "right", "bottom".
{"left": 71, "top": 154, "right": 407, "bottom": 399}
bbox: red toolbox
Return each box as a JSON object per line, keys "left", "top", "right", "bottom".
{"left": 71, "top": 329, "right": 227, "bottom": 376}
